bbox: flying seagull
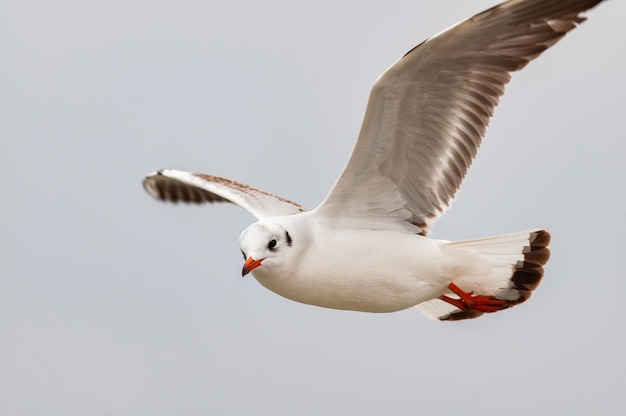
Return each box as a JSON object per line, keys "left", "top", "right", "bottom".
{"left": 143, "top": 0, "right": 604, "bottom": 321}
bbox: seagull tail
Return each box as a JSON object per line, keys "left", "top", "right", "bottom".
{"left": 415, "top": 229, "right": 551, "bottom": 321}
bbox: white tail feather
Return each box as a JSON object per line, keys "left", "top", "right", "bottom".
{"left": 416, "top": 229, "right": 551, "bottom": 321}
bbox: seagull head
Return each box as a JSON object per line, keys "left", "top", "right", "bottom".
{"left": 239, "top": 220, "right": 294, "bottom": 278}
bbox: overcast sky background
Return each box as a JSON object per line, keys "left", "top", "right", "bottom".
{"left": 3, "top": 0, "right": 625, "bottom": 414}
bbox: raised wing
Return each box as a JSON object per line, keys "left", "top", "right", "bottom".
{"left": 317, "top": 0, "right": 603, "bottom": 234}
{"left": 143, "top": 169, "right": 305, "bottom": 219}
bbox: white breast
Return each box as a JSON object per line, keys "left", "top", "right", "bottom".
{"left": 252, "top": 228, "right": 457, "bottom": 312}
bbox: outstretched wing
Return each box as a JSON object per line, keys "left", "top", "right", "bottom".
{"left": 317, "top": 0, "right": 603, "bottom": 234}
{"left": 143, "top": 169, "right": 305, "bottom": 219}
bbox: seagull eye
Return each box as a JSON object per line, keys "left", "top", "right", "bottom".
{"left": 241, "top": 250, "right": 246, "bottom": 260}
{"left": 268, "top": 239, "right": 277, "bottom": 250}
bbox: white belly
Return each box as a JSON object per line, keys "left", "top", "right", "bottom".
{"left": 252, "top": 229, "right": 456, "bottom": 312}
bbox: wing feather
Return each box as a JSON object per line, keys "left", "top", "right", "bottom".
{"left": 143, "top": 169, "right": 305, "bottom": 219}
{"left": 317, "top": 0, "right": 603, "bottom": 234}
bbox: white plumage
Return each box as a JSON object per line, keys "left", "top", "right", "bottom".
{"left": 143, "top": 0, "right": 602, "bottom": 320}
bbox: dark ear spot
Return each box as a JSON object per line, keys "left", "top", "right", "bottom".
{"left": 285, "top": 231, "right": 292, "bottom": 246}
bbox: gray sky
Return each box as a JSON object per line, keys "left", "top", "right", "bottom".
{"left": 3, "top": 0, "right": 625, "bottom": 414}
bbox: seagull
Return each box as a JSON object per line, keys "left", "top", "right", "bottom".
{"left": 143, "top": 0, "right": 604, "bottom": 321}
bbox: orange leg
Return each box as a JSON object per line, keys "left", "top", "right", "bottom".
{"left": 439, "top": 282, "right": 507, "bottom": 313}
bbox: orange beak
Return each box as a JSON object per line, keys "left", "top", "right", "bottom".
{"left": 242, "top": 256, "right": 263, "bottom": 277}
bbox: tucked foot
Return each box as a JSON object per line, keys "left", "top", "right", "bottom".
{"left": 439, "top": 282, "right": 507, "bottom": 313}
